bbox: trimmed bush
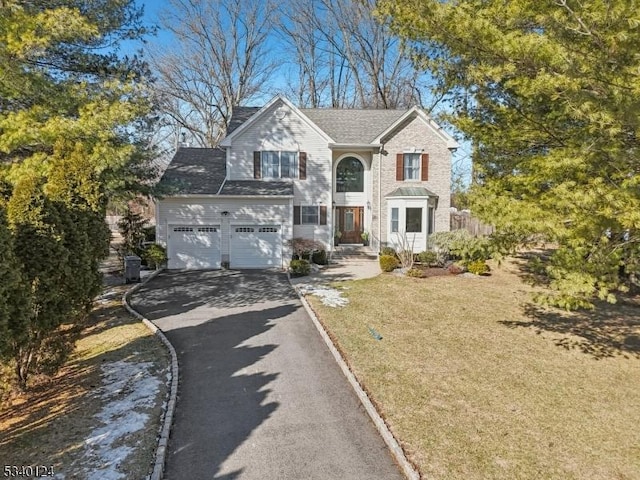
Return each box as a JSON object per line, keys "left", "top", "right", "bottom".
{"left": 429, "top": 230, "right": 491, "bottom": 263}
{"left": 380, "top": 246, "right": 396, "bottom": 257}
{"left": 467, "top": 260, "right": 490, "bottom": 275}
{"left": 418, "top": 250, "right": 438, "bottom": 266}
{"left": 311, "top": 249, "right": 328, "bottom": 265}
{"left": 289, "top": 259, "right": 311, "bottom": 277}
{"left": 406, "top": 267, "right": 423, "bottom": 278}
{"left": 379, "top": 254, "right": 399, "bottom": 272}
{"left": 142, "top": 244, "right": 167, "bottom": 269}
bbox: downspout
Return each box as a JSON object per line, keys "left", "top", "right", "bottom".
{"left": 216, "top": 176, "right": 227, "bottom": 195}
{"left": 330, "top": 165, "right": 335, "bottom": 260}
{"left": 217, "top": 146, "right": 230, "bottom": 195}
{"left": 378, "top": 144, "right": 383, "bottom": 252}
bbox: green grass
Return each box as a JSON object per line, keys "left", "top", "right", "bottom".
{"left": 308, "top": 258, "right": 640, "bottom": 480}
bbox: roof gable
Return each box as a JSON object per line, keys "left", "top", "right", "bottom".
{"left": 374, "top": 107, "right": 459, "bottom": 149}
{"left": 221, "top": 96, "right": 458, "bottom": 150}
{"left": 220, "top": 95, "right": 334, "bottom": 146}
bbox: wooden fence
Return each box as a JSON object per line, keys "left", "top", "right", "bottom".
{"left": 450, "top": 210, "right": 494, "bottom": 236}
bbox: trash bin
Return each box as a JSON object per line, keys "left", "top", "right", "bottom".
{"left": 124, "top": 255, "right": 141, "bottom": 283}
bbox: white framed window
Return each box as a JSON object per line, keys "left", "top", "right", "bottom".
{"left": 403, "top": 153, "right": 420, "bottom": 180}
{"left": 391, "top": 208, "right": 399, "bottom": 233}
{"left": 301, "top": 206, "right": 319, "bottom": 225}
{"left": 336, "top": 156, "right": 364, "bottom": 192}
{"left": 262, "top": 151, "right": 298, "bottom": 178}
{"left": 294, "top": 205, "right": 326, "bottom": 226}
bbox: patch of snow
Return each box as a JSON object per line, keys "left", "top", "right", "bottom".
{"left": 79, "top": 360, "right": 163, "bottom": 480}
{"left": 296, "top": 283, "right": 349, "bottom": 308}
{"left": 96, "top": 288, "right": 119, "bottom": 304}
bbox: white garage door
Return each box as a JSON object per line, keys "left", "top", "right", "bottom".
{"left": 168, "top": 226, "right": 221, "bottom": 269}
{"left": 230, "top": 225, "right": 282, "bottom": 269}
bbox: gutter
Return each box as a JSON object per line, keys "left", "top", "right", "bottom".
{"left": 163, "top": 194, "right": 294, "bottom": 199}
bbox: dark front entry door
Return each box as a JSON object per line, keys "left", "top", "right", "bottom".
{"left": 336, "top": 206, "right": 364, "bottom": 243}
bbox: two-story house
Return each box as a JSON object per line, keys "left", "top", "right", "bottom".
{"left": 155, "top": 95, "right": 458, "bottom": 269}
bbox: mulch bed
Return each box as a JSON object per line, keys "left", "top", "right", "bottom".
{"left": 413, "top": 266, "right": 454, "bottom": 277}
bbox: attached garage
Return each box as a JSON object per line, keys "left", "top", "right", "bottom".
{"left": 230, "top": 225, "right": 282, "bottom": 269}
{"left": 168, "top": 225, "right": 221, "bottom": 269}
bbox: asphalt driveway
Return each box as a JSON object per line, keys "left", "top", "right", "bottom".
{"left": 130, "top": 270, "right": 404, "bottom": 480}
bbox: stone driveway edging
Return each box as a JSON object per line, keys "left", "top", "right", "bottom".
{"left": 122, "top": 269, "right": 178, "bottom": 480}
{"left": 289, "top": 275, "right": 421, "bottom": 480}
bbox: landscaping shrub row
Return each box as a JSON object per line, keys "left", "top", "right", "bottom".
{"left": 379, "top": 230, "right": 497, "bottom": 275}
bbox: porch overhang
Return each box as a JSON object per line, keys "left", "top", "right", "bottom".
{"left": 385, "top": 186, "right": 439, "bottom": 198}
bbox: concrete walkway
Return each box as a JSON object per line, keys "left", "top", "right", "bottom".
{"left": 291, "top": 246, "right": 381, "bottom": 286}
{"left": 130, "top": 270, "right": 403, "bottom": 480}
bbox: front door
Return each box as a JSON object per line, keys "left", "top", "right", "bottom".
{"left": 336, "top": 206, "right": 364, "bottom": 243}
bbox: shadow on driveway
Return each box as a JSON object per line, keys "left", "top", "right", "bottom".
{"left": 132, "top": 271, "right": 296, "bottom": 478}
{"left": 165, "top": 306, "right": 288, "bottom": 479}
{"left": 131, "top": 269, "right": 403, "bottom": 480}
{"left": 133, "top": 269, "right": 299, "bottom": 322}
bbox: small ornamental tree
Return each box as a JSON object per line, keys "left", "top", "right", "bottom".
{"left": 118, "top": 207, "right": 148, "bottom": 256}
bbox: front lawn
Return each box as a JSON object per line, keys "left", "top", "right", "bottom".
{"left": 307, "top": 258, "right": 640, "bottom": 480}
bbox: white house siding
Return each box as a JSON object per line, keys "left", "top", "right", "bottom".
{"left": 156, "top": 197, "right": 292, "bottom": 266}
{"left": 227, "top": 98, "right": 333, "bottom": 248}
{"left": 377, "top": 115, "right": 452, "bottom": 246}
{"left": 292, "top": 225, "right": 330, "bottom": 251}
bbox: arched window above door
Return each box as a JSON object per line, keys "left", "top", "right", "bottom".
{"left": 336, "top": 157, "right": 364, "bottom": 192}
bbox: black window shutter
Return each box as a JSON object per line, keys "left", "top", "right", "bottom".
{"left": 319, "top": 206, "right": 327, "bottom": 225}
{"left": 253, "top": 151, "right": 261, "bottom": 179}
{"left": 294, "top": 206, "right": 301, "bottom": 225}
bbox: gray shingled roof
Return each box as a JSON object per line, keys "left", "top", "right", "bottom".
{"left": 386, "top": 186, "right": 438, "bottom": 197}
{"left": 158, "top": 147, "right": 226, "bottom": 195}
{"left": 227, "top": 106, "right": 261, "bottom": 135}
{"left": 220, "top": 180, "right": 293, "bottom": 196}
{"left": 158, "top": 148, "right": 294, "bottom": 196}
{"left": 300, "top": 109, "right": 407, "bottom": 144}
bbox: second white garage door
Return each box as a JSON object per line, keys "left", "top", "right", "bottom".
{"left": 168, "top": 225, "right": 221, "bottom": 269}
{"left": 230, "top": 225, "right": 282, "bottom": 269}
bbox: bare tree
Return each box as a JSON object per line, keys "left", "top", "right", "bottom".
{"left": 277, "top": 1, "right": 354, "bottom": 108}
{"left": 150, "top": 0, "right": 276, "bottom": 147}
{"left": 279, "top": 0, "right": 424, "bottom": 109}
